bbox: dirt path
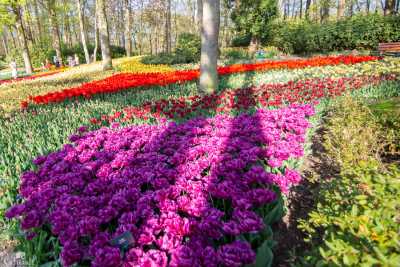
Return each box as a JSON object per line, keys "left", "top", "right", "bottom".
{"left": 272, "top": 127, "right": 339, "bottom": 266}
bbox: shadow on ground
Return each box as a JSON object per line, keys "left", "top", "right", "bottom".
{"left": 272, "top": 127, "right": 340, "bottom": 266}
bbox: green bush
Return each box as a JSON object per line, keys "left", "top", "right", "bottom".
{"left": 267, "top": 14, "right": 400, "bottom": 54}
{"left": 175, "top": 33, "right": 201, "bottom": 63}
{"left": 221, "top": 47, "right": 251, "bottom": 60}
{"left": 141, "top": 33, "right": 201, "bottom": 65}
{"left": 141, "top": 52, "right": 177, "bottom": 65}
{"left": 298, "top": 96, "right": 400, "bottom": 266}
{"left": 231, "top": 32, "right": 252, "bottom": 47}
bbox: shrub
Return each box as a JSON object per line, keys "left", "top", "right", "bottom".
{"left": 141, "top": 53, "right": 177, "bottom": 65}
{"left": 231, "top": 32, "right": 252, "bottom": 47}
{"left": 267, "top": 14, "right": 400, "bottom": 54}
{"left": 221, "top": 47, "right": 251, "bottom": 60}
{"left": 141, "top": 33, "right": 200, "bottom": 65}
{"left": 298, "top": 96, "right": 400, "bottom": 266}
{"left": 175, "top": 33, "right": 201, "bottom": 63}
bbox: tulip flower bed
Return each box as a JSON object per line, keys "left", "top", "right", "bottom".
{"left": 6, "top": 104, "right": 315, "bottom": 266}
{"left": 90, "top": 74, "right": 397, "bottom": 125}
{"left": 25, "top": 55, "right": 378, "bottom": 107}
{"left": 117, "top": 57, "right": 175, "bottom": 73}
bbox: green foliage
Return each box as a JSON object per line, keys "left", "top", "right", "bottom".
{"left": 323, "top": 96, "right": 383, "bottom": 168}
{"left": 231, "top": 32, "right": 252, "bottom": 47}
{"left": 298, "top": 95, "right": 400, "bottom": 266}
{"left": 267, "top": 14, "right": 400, "bottom": 54}
{"left": 221, "top": 47, "right": 251, "bottom": 60}
{"left": 228, "top": 0, "right": 278, "bottom": 40}
{"left": 175, "top": 33, "right": 201, "bottom": 63}
{"left": 141, "top": 33, "right": 200, "bottom": 65}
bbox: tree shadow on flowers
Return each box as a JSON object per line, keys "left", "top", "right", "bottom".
{"left": 10, "top": 68, "right": 310, "bottom": 267}
{"left": 90, "top": 69, "right": 288, "bottom": 266}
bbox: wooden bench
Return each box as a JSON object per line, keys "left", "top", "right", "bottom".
{"left": 378, "top": 42, "right": 400, "bottom": 57}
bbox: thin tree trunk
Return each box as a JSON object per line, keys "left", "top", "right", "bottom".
{"left": 2, "top": 33, "right": 9, "bottom": 56}
{"left": 291, "top": 0, "right": 296, "bottom": 18}
{"left": 197, "top": 0, "right": 203, "bottom": 30}
{"left": 62, "top": 0, "right": 72, "bottom": 47}
{"left": 320, "top": 0, "right": 330, "bottom": 22}
{"left": 96, "top": 0, "right": 112, "bottom": 70}
{"left": 14, "top": 6, "right": 33, "bottom": 75}
{"left": 338, "top": 0, "right": 345, "bottom": 18}
{"left": 22, "top": 4, "right": 35, "bottom": 45}
{"left": 77, "top": 0, "right": 90, "bottom": 63}
{"left": 124, "top": 0, "right": 132, "bottom": 57}
{"left": 174, "top": 2, "right": 178, "bottom": 48}
{"left": 93, "top": 12, "right": 99, "bottom": 62}
{"left": 347, "top": 0, "right": 354, "bottom": 16}
{"left": 9, "top": 27, "right": 17, "bottom": 49}
{"left": 305, "top": 0, "right": 312, "bottom": 18}
{"left": 47, "top": 0, "right": 62, "bottom": 63}
{"left": 32, "top": 0, "right": 43, "bottom": 42}
{"left": 384, "top": 0, "right": 395, "bottom": 14}
{"left": 366, "top": 0, "right": 371, "bottom": 13}
{"left": 199, "top": 0, "right": 220, "bottom": 94}
{"left": 165, "top": 0, "right": 172, "bottom": 53}
{"left": 188, "top": 0, "right": 196, "bottom": 27}
{"left": 300, "top": 0, "right": 303, "bottom": 18}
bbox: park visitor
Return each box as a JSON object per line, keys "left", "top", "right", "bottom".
{"left": 9, "top": 60, "right": 17, "bottom": 79}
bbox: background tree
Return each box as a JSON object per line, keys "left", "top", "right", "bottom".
{"left": 76, "top": 0, "right": 90, "bottom": 63}
{"left": 199, "top": 0, "right": 220, "bottom": 94}
{"left": 0, "top": 0, "right": 33, "bottom": 74}
{"left": 124, "top": 0, "right": 132, "bottom": 57}
{"left": 165, "top": 0, "right": 172, "bottom": 53}
{"left": 41, "top": 0, "right": 62, "bottom": 63}
{"left": 96, "top": 0, "right": 112, "bottom": 70}
{"left": 229, "top": 0, "right": 278, "bottom": 52}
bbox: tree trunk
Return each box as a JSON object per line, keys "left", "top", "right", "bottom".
{"left": 32, "top": 0, "right": 43, "bottom": 42}
{"left": 76, "top": 0, "right": 90, "bottom": 63}
{"left": 199, "top": 0, "right": 220, "bottom": 94}
{"left": 2, "top": 31, "right": 9, "bottom": 56}
{"left": 124, "top": 0, "right": 132, "bottom": 57}
{"left": 9, "top": 26, "right": 17, "bottom": 49}
{"left": 338, "top": 0, "right": 345, "bottom": 18}
{"left": 47, "top": 0, "right": 62, "bottom": 63}
{"left": 291, "top": 0, "right": 296, "bottom": 17}
{"left": 320, "top": 1, "right": 330, "bottom": 22}
{"left": 14, "top": 6, "right": 33, "bottom": 75}
{"left": 384, "top": 0, "right": 395, "bottom": 14}
{"left": 347, "top": 0, "right": 354, "bottom": 16}
{"left": 299, "top": 0, "right": 303, "bottom": 18}
{"left": 22, "top": 4, "right": 35, "bottom": 45}
{"left": 165, "top": 0, "right": 172, "bottom": 53}
{"left": 197, "top": 0, "right": 203, "bottom": 30}
{"left": 365, "top": 0, "right": 371, "bottom": 13}
{"left": 96, "top": 0, "right": 112, "bottom": 70}
{"left": 305, "top": 0, "right": 312, "bottom": 18}
{"left": 62, "top": 0, "right": 72, "bottom": 48}
{"left": 93, "top": 12, "right": 99, "bottom": 62}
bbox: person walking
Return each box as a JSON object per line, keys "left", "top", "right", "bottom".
{"left": 74, "top": 54, "right": 80, "bottom": 66}
{"left": 10, "top": 60, "right": 18, "bottom": 79}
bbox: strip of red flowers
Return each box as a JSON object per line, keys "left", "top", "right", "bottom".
{"left": 90, "top": 74, "right": 397, "bottom": 126}
{"left": 21, "top": 55, "right": 379, "bottom": 109}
